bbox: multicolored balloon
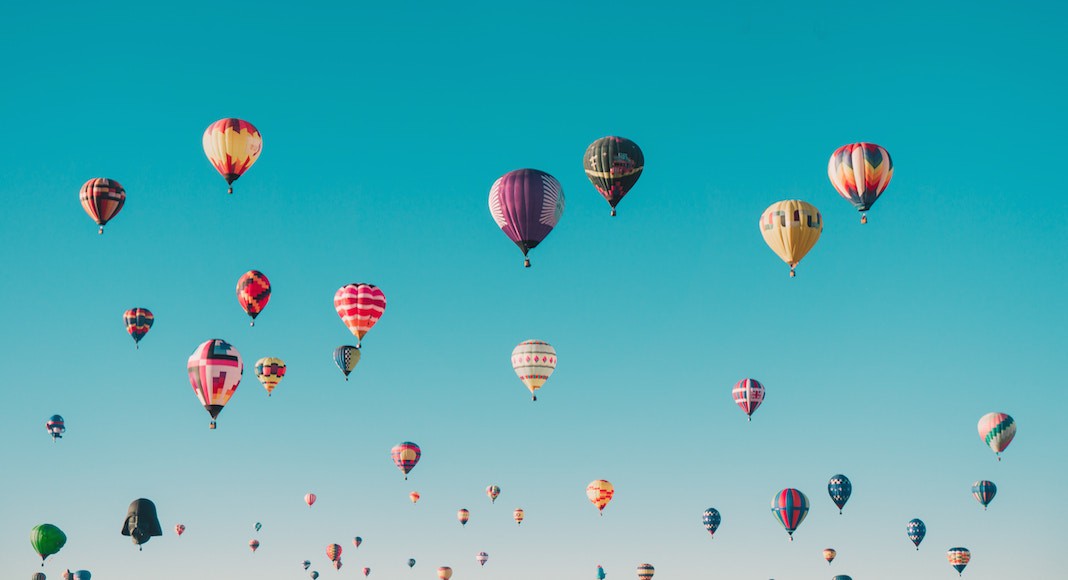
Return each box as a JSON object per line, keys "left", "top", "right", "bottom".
{"left": 828, "top": 474, "right": 852, "bottom": 514}
{"left": 326, "top": 543, "right": 342, "bottom": 563}
{"left": 408, "top": 558, "right": 416, "bottom": 569}
{"left": 253, "top": 357, "right": 286, "bottom": 396}
{"left": 46, "top": 415, "right": 65, "bottom": 441}
{"left": 175, "top": 524, "right": 185, "bottom": 537}
{"left": 31, "top": 524, "right": 66, "bottom": 565}
{"left": 583, "top": 136, "right": 644, "bottom": 216}
{"left": 249, "top": 539, "right": 260, "bottom": 553}
{"left": 823, "top": 548, "right": 837, "bottom": 564}
{"left": 437, "top": 567, "right": 453, "bottom": 580}
{"left": 186, "top": 339, "right": 243, "bottom": 429}
{"left": 702, "top": 507, "right": 721, "bottom": 538}
{"left": 596, "top": 565, "right": 606, "bottom": 580}
{"left": 305, "top": 493, "right": 316, "bottom": 507}
{"left": 310, "top": 572, "right": 319, "bottom": 580}
{"left": 906, "top": 518, "right": 926, "bottom": 550}
{"left": 636, "top": 563, "right": 654, "bottom": 580}
{"left": 731, "top": 378, "right": 764, "bottom": 421}
{"left": 333, "top": 346, "right": 361, "bottom": 380}
{"left": 203, "top": 118, "right": 262, "bottom": 194}
{"left": 511, "top": 340, "right": 557, "bottom": 401}
{"left": 391, "top": 442, "right": 421, "bottom": 480}
{"left": 123, "top": 308, "right": 153, "bottom": 349}
{"left": 972, "top": 480, "right": 996, "bottom": 510}
{"left": 977, "top": 412, "right": 1016, "bottom": 460}
{"left": 488, "top": 168, "right": 565, "bottom": 267}
{"left": 759, "top": 200, "right": 822, "bottom": 277}
{"left": 586, "top": 480, "right": 614, "bottom": 515}
{"left": 362, "top": 567, "right": 370, "bottom": 577}
{"left": 303, "top": 560, "right": 311, "bottom": 570}
{"left": 67, "top": 572, "right": 91, "bottom": 580}
{"left": 486, "top": 485, "right": 500, "bottom": 503}
{"left": 828, "top": 142, "right": 893, "bottom": 224}
{"left": 513, "top": 508, "right": 524, "bottom": 525}
{"left": 79, "top": 178, "right": 125, "bottom": 234}
{"left": 457, "top": 509, "right": 470, "bottom": 526}
{"left": 32, "top": 573, "right": 46, "bottom": 580}
{"left": 947, "top": 547, "right": 971, "bottom": 575}
{"left": 353, "top": 537, "right": 362, "bottom": 548}
{"left": 410, "top": 491, "right": 421, "bottom": 504}
{"left": 236, "top": 270, "right": 271, "bottom": 326}
{"left": 477, "top": 551, "right": 489, "bottom": 566}
{"left": 334, "top": 284, "right": 386, "bottom": 347}
{"left": 770, "top": 488, "right": 809, "bottom": 540}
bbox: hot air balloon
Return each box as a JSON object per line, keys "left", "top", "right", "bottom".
{"left": 828, "top": 142, "right": 893, "bottom": 224}
{"left": 512, "top": 340, "right": 556, "bottom": 401}
{"left": 121, "top": 498, "right": 162, "bottom": 551}
{"left": 303, "top": 560, "right": 311, "bottom": 570}
{"left": 596, "top": 565, "right": 606, "bottom": 580}
{"left": 362, "top": 568, "right": 370, "bottom": 577}
{"left": 71, "top": 572, "right": 90, "bottom": 580}
{"left": 828, "top": 474, "right": 852, "bottom": 514}
{"left": 477, "top": 552, "right": 489, "bottom": 566}
{"left": 79, "top": 178, "right": 125, "bottom": 234}
{"left": 702, "top": 507, "right": 721, "bottom": 538}
{"left": 175, "top": 524, "right": 185, "bottom": 537}
{"left": 636, "top": 563, "right": 654, "bottom": 580}
{"left": 31, "top": 524, "right": 66, "bottom": 565}
{"left": 972, "top": 480, "right": 997, "bottom": 510}
{"left": 32, "top": 573, "right": 46, "bottom": 580}
{"left": 236, "top": 270, "right": 271, "bottom": 326}
{"left": 513, "top": 508, "right": 524, "bottom": 525}
{"left": 334, "top": 346, "right": 361, "bottom": 380}
{"left": 305, "top": 493, "right": 316, "bottom": 507}
{"left": 46, "top": 415, "right": 65, "bottom": 441}
{"left": 759, "top": 200, "right": 822, "bottom": 277}
{"left": 334, "top": 284, "right": 386, "bottom": 348}
{"left": 187, "top": 339, "right": 243, "bottom": 429}
{"left": 488, "top": 168, "right": 565, "bottom": 267}
{"left": 584, "top": 136, "right": 644, "bottom": 216}
{"left": 255, "top": 522, "right": 262, "bottom": 532}
{"left": 457, "top": 509, "right": 470, "bottom": 527}
{"left": 353, "top": 537, "right": 363, "bottom": 549}
{"left": 832, "top": 576, "right": 852, "bottom": 580}
{"left": 823, "top": 548, "right": 837, "bottom": 564}
{"left": 249, "top": 539, "right": 260, "bottom": 553}
{"left": 732, "top": 378, "right": 764, "bottom": 421}
{"left": 311, "top": 572, "right": 319, "bottom": 580}
{"left": 408, "top": 558, "right": 416, "bottom": 569}
{"left": 334, "top": 561, "right": 343, "bottom": 571}
{"left": 410, "top": 491, "right": 421, "bottom": 504}
{"left": 978, "top": 412, "right": 1016, "bottom": 460}
{"left": 587, "top": 480, "right": 614, "bottom": 515}
{"left": 907, "top": 518, "right": 926, "bottom": 550}
{"left": 948, "top": 547, "right": 971, "bottom": 575}
{"left": 254, "top": 357, "right": 286, "bottom": 396}
{"left": 203, "top": 118, "right": 262, "bottom": 194}
{"left": 123, "top": 308, "right": 153, "bottom": 349}
{"left": 326, "top": 543, "right": 342, "bottom": 563}
{"left": 486, "top": 485, "right": 500, "bottom": 503}
{"left": 437, "top": 567, "right": 453, "bottom": 580}
{"left": 391, "top": 442, "right": 421, "bottom": 480}
{"left": 770, "top": 488, "right": 809, "bottom": 541}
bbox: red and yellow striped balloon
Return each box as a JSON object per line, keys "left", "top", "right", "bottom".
{"left": 80, "top": 178, "right": 125, "bottom": 234}
{"left": 203, "top": 118, "right": 262, "bottom": 194}
{"left": 254, "top": 357, "right": 286, "bottom": 396}
{"left": 586, "top": 480, "right": 614, "bottom": 515}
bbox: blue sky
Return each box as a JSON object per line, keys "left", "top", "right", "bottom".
{"left": 1, "top": 1, "right": 1066, "bottom": 578}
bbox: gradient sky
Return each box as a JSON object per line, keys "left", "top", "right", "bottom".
{"left": 2, "top": 1, "right": 1066, "bottom": 579}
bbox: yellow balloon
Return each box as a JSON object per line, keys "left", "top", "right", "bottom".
{"left": 759, "top": 200, "right": 822, "bottom": 277}
{"left": 586, "top": 480, "right": 614, "bottom": 514}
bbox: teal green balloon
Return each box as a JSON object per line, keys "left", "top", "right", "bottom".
{"left": 30, "top": 524, "right": 66, "bottom": 564}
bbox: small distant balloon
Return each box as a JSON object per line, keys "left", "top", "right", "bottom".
{"left": 972, "top": 480, "right": 997, "bottom": 510}
{"left": 310, "top": 573, "right": 319, "bottom": 580}
{"left": 46, "top": 415, "right": 65, "bottom": 442}
{"left": 362, "top": 567, "right": 370, "bottom": 577}
{"left": 823, "top": 548, "right": 837, "bottom": 564}
{"left": 458, "top": 509, "right": 470, "bottom": 526}
{"left": 477, "top": 551, "right": 489, "bottom": 566}
{"left": 80, "top": 178, "right": 125, "bottom": 234}
{"left": 947, "top": 547, "right": 971, "bottom": 575}
{"left": 334, "top": 283, "right": 386, "bottom": 348}
{"left": 236, "top": 270, "right": 271, "bottom": 326}
{"left": 123, "top": 308, "right": 153, "bottom": 349}
{"left": 203, "top": 118, "right": 262, "bottom": 194}
{"left": 326, "top": 543, "right": 342, "bottom": 562}
{"left": 437, "top": 567, "right": 453, "bottom": 580}
{"left": 353, "top": 537, "right": 362, "bottom": 549}
{"left": 488, "top": 168, "right": 565, "bottom": 267}
{"left": 770, "top": 488, "right": 809, "bottom": 540}
{"left": 255, "top": 522, "right": 262, "bottom": 532}
{"left": 391, "top": 442, "right": 421, "bottom": 480}
{"left": 334, "top": 346, "right": 361, "bottom": 380}
{"left": 596, "top": 565, "right": 606, "bottom": 580}
{"left": 731, "top": 378, "right": 764, "bottom": 421}
{"left": 759, "top": 200, "right": 822, "bottom": 277}
{"left": 977, "top": 412, "right": 1016, "bottom": 460}
{"left": 410, "top": 491, "right": 421, "bottom": 504}
{"left": 305, "top": 493, "right": 316, "bottom": 507}
{"left": 586, "top": 480, "right": 614, "bottom": 515}
{"left": 907, "top": 518, "right": 926, "bottom": 550}
{"left": 514, "top": 508, "right": 524, "bottom": 525}
{"left": 828, "top": 142, "right": 893, "bottom": 224}
{"left": 486, "top": 485, "right": 500, "bottom": 503}
{"left": 828, "top": 474, "right": 852, "bottom": 514}
{"left": 702, "top": 507, "right": 721, "bottom": 538}
{"left": 408, "top": 558, "right": 416, "bottom": 569}
{"left": 32, "top": 573, "right": 46, "bottom": 580}
{"left": 249, "top": 539, "right": 260, "bottom": 553}
{"left": 512, "top": 340, "right": 557, "bottom": 401}
{"left": 302, "top": 560, "right": 311, "bottom": 570}
{"left": 254, "top": 357, "right": 286, "bottom": 396}
{"left": 175, "top": 524, "right": 185, "bottom": 537}
{"left": 583, "top": 136, "right": 644, "bottom": 216}
{"left": 31, "top": 524, "right": 66, "bottom": 565}
{"left": 637, "top": 563, "right": 654, "bottom": 580}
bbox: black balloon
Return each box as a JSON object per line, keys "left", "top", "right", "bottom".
{"left": 121, "top": 498, "right": 162, "bottom": 550}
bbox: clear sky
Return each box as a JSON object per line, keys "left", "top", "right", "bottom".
{"left": 1, "top": 1, "right": 1066, "bottom": 578}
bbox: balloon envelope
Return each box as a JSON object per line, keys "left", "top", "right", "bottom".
{"left": 978, "top": 412, "right": 1016, "bottom": 459}
{"left": 828, "top": 142, "right": 893, "bottom": 220}
{"left": 512, "top": 340, "right": 557, "bottom": 401}
{"left": 391, "top": 442, "right": 421, "bottom": 479}
{"left": 907, "top": 518, "right": 926, "bottom": 549}
{"left": 46, "top": 415, "right": 65, "bottom": 441}
{"left": 972, "top": 480, "right": 997, "bottom": 509}
{"left": 828, "top": 474, "right": 852, "bottom": 513}
{"left": 334, "top": 346, "right": 361, "bottom": 379}
{"left": 759, "top": 200, "right": 822, "bottom": 276}
{"left": 486, "top": 485, "right": 500, "bottom": 503}
{"left": 731, "top": 378, "right": 764, "bottom": 420}
{"left": 477, "top": 551, "right": 489, "bottom": 566}
{"left": 702, "top": 507, "right": 721, "bottom": 537}
{"left": 123, "top": 308, "right": 153, "bottom": 348}
{"left": 203, "top": 118, "right": 262, "bottom": 193}
{"left": 249, "top": 539, "right": 260, "bottom": 552}
{"left": 586, "top": 480, "right": 614, "bottom": 513}
{"left": 79, "top": 178, "right": 125, "bottom": 233}
{"left": 947, "top": 547, "right": 971, "bottom": 574}
{"left": 236, "top": 270, "right": 271, "bottom": 325}
{"left": 437, "top": 567, "right": 453, "bottom": 580}
{"left": 353, "top": 537, "right": 362, "bottom": 548}
{"left": 824, "top": 548, "right": 837, "bottom": 564}
{"left": 334, "top": 284, "right": 386, "bottom": 347}
{"left": 175, "top": 524, "right": 185, "bottom": 536}
{"left": 770, "top": 488, "right": 809, "bottom": 539}
{"left": 121, "top": 498, "right": 162, "bottom": 548}
{"left": 458, "top": 509, "right": 470, "bottom": 526}
{"left": 488, "top": 168, "right": 565, "bottom": 266}
{"left": 326, "top": 544, "right": 342, "bottom": 562}
{"left": 187, "top": 339, "right": 243, "bottom": 429}
{"left": 30, "top": 524, "right": 66, "bottom": 563}
{"left": 254, "top": 357, "right": 286, "bottom": 396}
{"left": 305, "top": 493, "right": 316, "bottom": 507}
{"left": 513, "top": 508, "right": 524, "bottom": 524}
{"left": 637, "top": 563, "right": 654, "bottom": 580}
{"left": 410, "top": 491, "right": 421, "bottom": 503}
{"left": 408, "top": 558, "right": 416, "bottom": 568}
{"left": 583, "top": 136, "right": 644, "bottom": 215}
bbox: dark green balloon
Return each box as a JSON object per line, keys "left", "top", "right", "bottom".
{"left": 30, "top": 524, "right": 66, "bottom": 564}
